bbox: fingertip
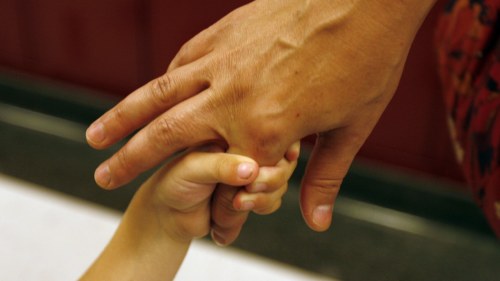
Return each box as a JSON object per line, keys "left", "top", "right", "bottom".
{"left": 240, "top": 200, "right": 256, "bottom": 212}
{"left": 233, "top": 192, "right": 256, "bottom": 212}
{"left": 237, "top": 162, "right": 258, "bottom": 180}
{"left": 299, "top": 178, "right": 339, "bottom": 232}
{"left": 285, "top": 141, "right": 301, "bottom": 162}
{"left": 311, "top": 205, "right": 333, "bottom": 232}
{"left": 300, "top": 197, "right": 334, "bottom": 232}
{"left": 213, "top": 156, "right": 258, "bottom": 186}
{"left": 94, "top": 163, "right": 111, "bottom": 189}
{"left": 210, "top": 224, "right": 242, "bottom": 247}
{"left": 86, "top": 122, "right": 107, "bottom": 148}
{"left": 210, "top": 229, "right": 228, "bottom": 247}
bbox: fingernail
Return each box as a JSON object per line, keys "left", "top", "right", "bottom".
{"left": 240, "top": 200, "right": 255, "bottom": 211}
{"left": 95, "top": 164, "right": 111, "bottom": 188}
{"left": 211, "top": 229, "right": 227, "bottom": 247}
{"left": 250, "top": 183, "right": 267, "bottom": 192}
{"left": 237, "top": 162, "right": 254, "bottom": 179}
{"left": 86, "top": 122, "right": 105, "bottom": 143}
{"left": 313, "top": 205, "right": 332, "bottom": 228}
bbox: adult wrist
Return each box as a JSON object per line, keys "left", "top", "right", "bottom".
{"left": 306, "top": 0, "right": 436, "bottom": 34}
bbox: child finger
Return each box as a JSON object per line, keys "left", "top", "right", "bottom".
{"left": 285, "top": 141, "right": 301, "bottom": 162}
{"left": 245, "top": 156, "right": 297, "bottom": 193}
{"left": 170, "top": 151, "right": 259, "bottom": 187}
{"left": 234, "top": 183, "right": 288, "bottom": 214}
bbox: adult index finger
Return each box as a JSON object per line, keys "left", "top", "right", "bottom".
{"left": 86, "top": 63, "right": 210, "bottom": 149}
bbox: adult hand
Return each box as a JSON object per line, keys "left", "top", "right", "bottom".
{"left": 86, "top": 0, "right": 435, "bottom": 231}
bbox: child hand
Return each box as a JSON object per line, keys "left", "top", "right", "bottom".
{"left": 143, "top": 145, "right": 260, "bottom": 243}
{"left": 211, "top": 142, "right": 300, "bottom": 246}
{"left": 147, "top": 141, "right": 299, "bottom": 244}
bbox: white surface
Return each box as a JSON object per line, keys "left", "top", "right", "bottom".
{"left": 0, "top": 174, "right": 335, "bottom": 281}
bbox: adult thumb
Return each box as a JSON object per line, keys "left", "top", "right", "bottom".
{"left": 300, "top": 128, "right": 365, "bottom": 232}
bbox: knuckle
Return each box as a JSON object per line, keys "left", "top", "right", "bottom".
{"left": 212, "top": 189, "right": 241, "bottom": 228}
{"left": 150, "top": 112, "right": 201, "bottom": 153}
{"left": 309, "top": 177, "right": 343, "bottom": 197}
{"left": 150, "top": 75, "right": 178, "bottom": 107}
{"left": 177, "top": 41, "right": 192, "bottom": 60}
{"left": 257, "top": 166, "right": 289, "bottom": 192}
{"left": 152, "top": 117, "right": 181, "bottom": 148}
{"left": 115, "top": 149, "right": 135, "bottom": 176}
{"left": 217, "top": 191, "right": 237, "bottom": 213}
{"left": 235, "top": 127, "right": 285, "bottom": 165}
{"left": 252, "top": 126, "right": 286, "bottom": 159}
{"left": 111, "top": 104, "right": 127, "bottom": 124}
{"left": 271, "top": 170, "right": 289, "bottom": 190}
{"left": 213, "top": 157, "right": 227, "bottom": 182}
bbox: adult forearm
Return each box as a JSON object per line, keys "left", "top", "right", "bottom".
{"left": 307, "top": 0, "right": 437, "bottom": 30}
{"left": 363, "top": 0, "right": 437, "bottom": 41}
{"left": 303, "top": 0, "right": 437, "bottom": 57}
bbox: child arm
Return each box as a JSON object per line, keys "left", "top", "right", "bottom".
{"left": 80, "top": 143, "right": 298, "bottom": 280}
{"left": 80, "top": 150, "right": 259, "bottom": 281}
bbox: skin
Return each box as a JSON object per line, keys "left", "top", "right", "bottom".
{"left": 80, "top": 144, "right": 299, "bottom": 280}
{"left": 86, "top": 0, "right": 437, "bottom": 238}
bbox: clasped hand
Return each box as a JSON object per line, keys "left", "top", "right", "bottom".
{"left": 86, "top": 0, "right": 434, "bottom": 236}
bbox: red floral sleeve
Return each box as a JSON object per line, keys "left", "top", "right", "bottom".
{"left": 436, "top": 0, "right": 500, "bottom": 237}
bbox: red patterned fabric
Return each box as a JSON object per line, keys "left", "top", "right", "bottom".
{"left": 436, "top": 0, "right": 500, "bottom": 236}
